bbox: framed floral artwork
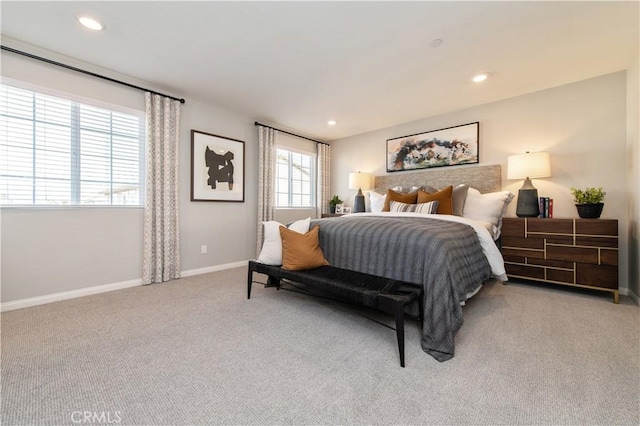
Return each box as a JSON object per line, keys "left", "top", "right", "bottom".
{"left": 387, "top": 122, "right": 479, "bottom": 172}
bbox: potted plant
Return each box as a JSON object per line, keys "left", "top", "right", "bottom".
{"left": 329, "top": 195, "right": 343, "bottom": 214}
{"left": 570, "top": 187, "right": 606, "bottom": 219}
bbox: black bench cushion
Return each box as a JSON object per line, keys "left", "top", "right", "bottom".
{"left": 257, "top": 263, "right": 402, "bottom": 307}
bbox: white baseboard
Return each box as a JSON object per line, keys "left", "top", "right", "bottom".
{"left": 4, "top": 260, "right": 635, "bottom": 312}
{"left": 180, "top": 260, "right": 247, "bottom": 277}
{"left": 0, "top": 278, "right": 142, "bottom": 312}
{"left": 621, "top": 288, "right": 640, "bottom": 306}
{"left": 1, "top": 260, "right": 249, "bottom": 313}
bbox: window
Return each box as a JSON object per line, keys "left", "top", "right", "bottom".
{"left": 275, "top": 147, "right": 316, "bottom": 208}
{"left": 0, "top": 83, "right": 145, "bottom": 206}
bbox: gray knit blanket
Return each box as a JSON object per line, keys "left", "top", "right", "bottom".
{"left": 310, "top": 215, "right": 492, "bottom": 361}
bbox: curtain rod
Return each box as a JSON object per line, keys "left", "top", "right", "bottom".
{"left": 254, "top": 121, "right": 329, "bottom": 146}
{"left": 1, "top": 45, "right": 186, "bottom": 104}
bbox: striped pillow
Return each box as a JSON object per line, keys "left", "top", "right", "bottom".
{"left": 389, "top": 200, "right": 439, "bottom": 214}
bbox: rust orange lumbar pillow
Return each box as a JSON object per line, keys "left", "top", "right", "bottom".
{"left": 417, "top": 186, "right": 453, "bottom": 214}
{"left": 279, "top": 225, "right": 329, "bottom": 271}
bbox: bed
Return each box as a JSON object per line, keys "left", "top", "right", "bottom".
{"left": 310, "top": 164, "right": 511, "bottom": 361}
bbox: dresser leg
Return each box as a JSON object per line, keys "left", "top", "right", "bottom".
{"left": 613, "top": 290, "right": 619, "bottom": 304}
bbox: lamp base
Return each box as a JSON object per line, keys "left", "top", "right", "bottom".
{"left": 353, "top": 189, "right": 365, "bottom": 213}
{"left": 516, "top": 187, "right": 540, "bottom": 217}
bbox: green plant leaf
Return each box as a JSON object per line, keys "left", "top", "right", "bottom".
{"left": 570, "top": 187, "right": 605, "bottom": 204}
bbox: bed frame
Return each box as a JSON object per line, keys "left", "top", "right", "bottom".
{"left": 374, "top": 164, "right": 502, "bottom": 194}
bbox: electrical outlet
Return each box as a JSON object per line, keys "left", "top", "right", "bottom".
{"left": 201, "top": 245, "right": 207, "bottom": 254}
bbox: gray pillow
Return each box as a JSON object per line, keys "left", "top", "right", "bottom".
{"left": 452, "top": 184, "right": 469, "bottom": 216}
{"left": 424, "top": 183, "right": 469, "bottom": 216}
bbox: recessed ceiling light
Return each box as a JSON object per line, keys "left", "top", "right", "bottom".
{"left": 472, "top": 73, "right": 489, "bottom": 83}
{"left": 77, "top": 15, "right": 104, "bottom": 31}
{"left": 430, "top": 39, "right": 443, "bottom": 48}
{"left": 327, "top": 120, "right": 337, "bottom": 126}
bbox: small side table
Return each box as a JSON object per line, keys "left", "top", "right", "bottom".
{"left": 321, "top": 213, "right": 344, "bottom": 218}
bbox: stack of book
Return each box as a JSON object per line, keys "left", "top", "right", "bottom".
{"left": 539, "top": 197, "right": 554, "bottom": 218}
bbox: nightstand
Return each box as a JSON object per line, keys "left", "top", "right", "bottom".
{"left": 501, "top": 217, "right": 619, "bottom": 303}
{"left": 321, "top": 213, "right": 344, "bottom": 218}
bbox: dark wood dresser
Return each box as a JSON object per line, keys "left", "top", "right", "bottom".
{"left": 501, "top": 217, "right": 619, "bottom": 303}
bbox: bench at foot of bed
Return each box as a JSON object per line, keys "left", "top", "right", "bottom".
{"left": 247, "top": 260, "right": 423, "bottom": 368}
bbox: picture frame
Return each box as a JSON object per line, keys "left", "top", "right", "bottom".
{"left": 335, "top": 204, "right": 344, "bottom": 214}
{"left": 386, "top": 122, "right": 479, "bottom": 172}
{"left": 191, "top": 130, "right": 245, "bottom": 202}
{"left": 342, "top": 207, "right": 352, "bottom": 214}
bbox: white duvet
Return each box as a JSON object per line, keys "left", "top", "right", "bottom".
{"left": 336, "top": 212, "right": 508, "bottom": 282}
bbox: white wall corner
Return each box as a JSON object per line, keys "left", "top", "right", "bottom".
{"left": 621, "top": 287, "right": 640, "bottom": 306}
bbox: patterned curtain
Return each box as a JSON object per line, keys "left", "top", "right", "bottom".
{"left": 142, "top": 93, "right": 181, "bottom": 285}
{"left": 256, "top": 125, "right": 277, "bottom": 256}
{"left": 317, "top": 143, "right": 331, "bottom": 216}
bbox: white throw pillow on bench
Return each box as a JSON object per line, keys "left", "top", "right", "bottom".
{"left": 257, "top": 217, "right": 311, "bottom": 265}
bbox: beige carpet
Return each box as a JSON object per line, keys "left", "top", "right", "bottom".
{"left": 1, "top": 266, "right": 638, "bottom": 425}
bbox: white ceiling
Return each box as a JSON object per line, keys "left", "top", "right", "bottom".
{"left": 1, "top": 1, "right": 638, "bottom": 141}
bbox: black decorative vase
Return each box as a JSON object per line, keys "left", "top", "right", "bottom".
{"left": 575, "top": 203, "right": 604, "bottom": 219}
{"left": 330, "top": 205, "right": 336, "bottom": 214}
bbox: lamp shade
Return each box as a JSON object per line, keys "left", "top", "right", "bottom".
{"left": 348, "top": 172, "right": 371, "bottom": 190}
{"left": 507, "top": 152, "right": 551, "bottom": 180}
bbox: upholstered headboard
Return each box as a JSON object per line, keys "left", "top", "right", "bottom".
{"left": 374, "top": 164, "right": 502, "bottom": 194}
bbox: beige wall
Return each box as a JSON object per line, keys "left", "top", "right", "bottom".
{"left": 330, "top": 72, "right": 631, "bottom": 295}
{"left": 627, "top": 55, "right": 640, "bottom": 301}
{"left": 0, "top": 42, "right": 258, "bottom": 303}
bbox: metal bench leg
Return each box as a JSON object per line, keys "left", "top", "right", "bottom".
{"left": 266, "top": 276, "right": 281, "bottom": 289}
{"left": 247, "top": 263, "right": 254, "bottom": 299}
{"left": 394, "top": 300, "right": 406, "bottom": 368}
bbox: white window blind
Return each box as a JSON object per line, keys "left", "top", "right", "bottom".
{"left": 0, "top": 84, "right": 145, "bottom": 206}
{"left": 275, "top": 147, "right": 316, "bottom": 208}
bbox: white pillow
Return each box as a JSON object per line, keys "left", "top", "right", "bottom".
{"left": 369, "top": 191, "right": 386, "bottom": 213}
{"left": 257, "top": 217, "right": 311, "bottom": 265}
{"left": 462, "top": 188, "right": 514, "bottom": 239}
